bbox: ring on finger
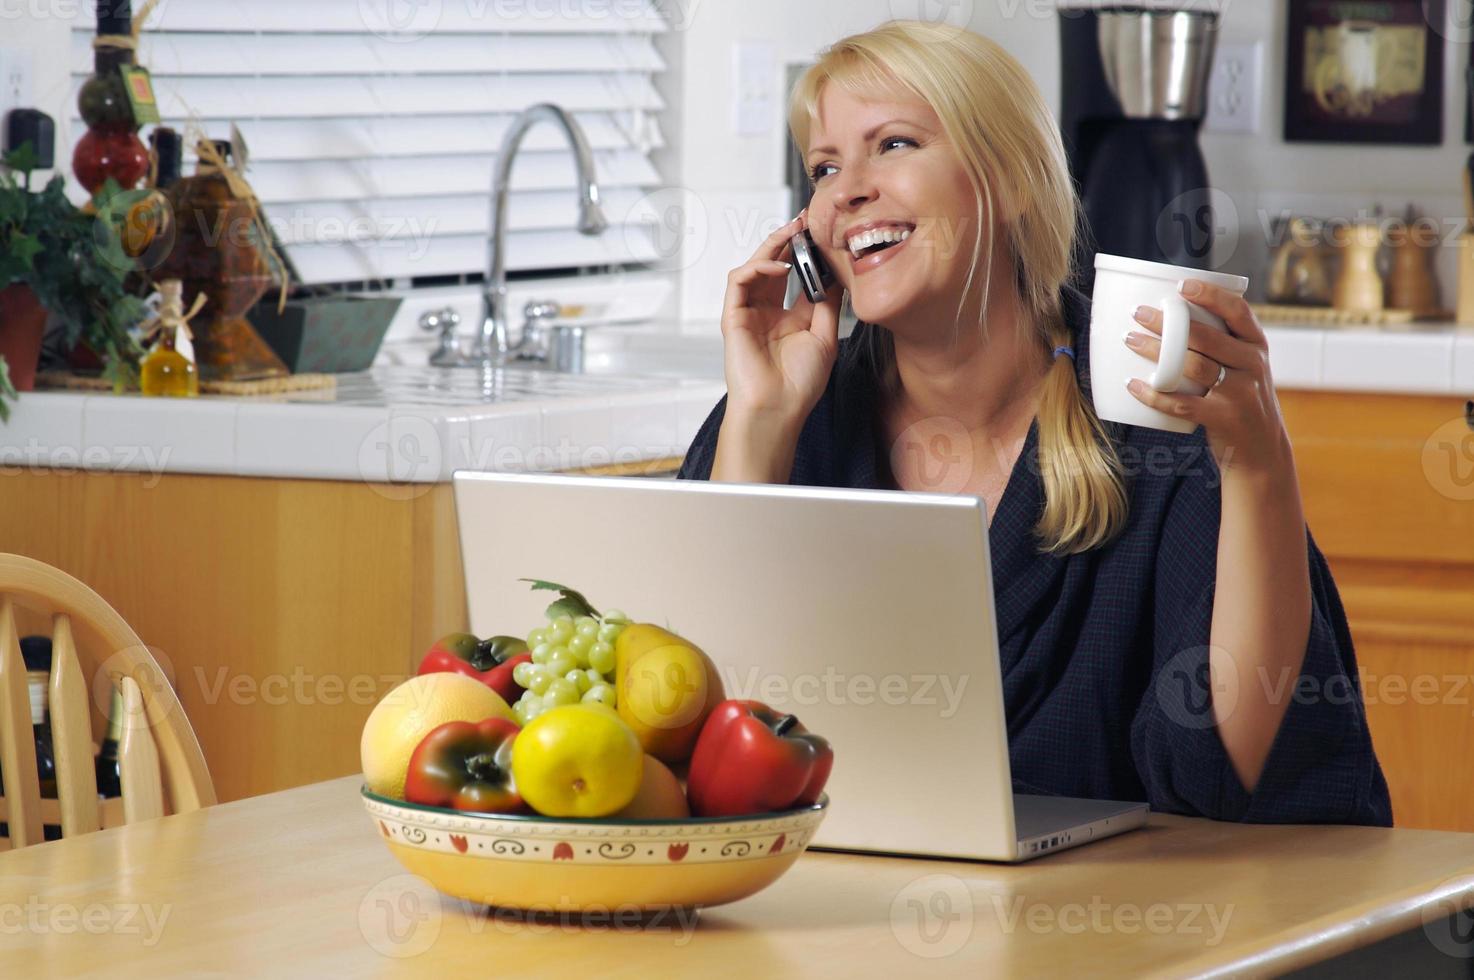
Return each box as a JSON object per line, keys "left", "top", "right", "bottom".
{"left": 1211, "top": 363, "right": 1228, "bottom": 389}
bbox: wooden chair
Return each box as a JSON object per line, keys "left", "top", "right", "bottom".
{"left": 0, "top": 554, "right": 215, "bottom": 850}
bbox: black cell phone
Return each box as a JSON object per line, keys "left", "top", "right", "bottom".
{"left": 790, "top": 229, "right": 835, "bottom": 303}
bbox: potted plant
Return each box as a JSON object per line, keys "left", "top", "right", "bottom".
{"left": 0, "top": 142, "right": 145, "bottom": 421}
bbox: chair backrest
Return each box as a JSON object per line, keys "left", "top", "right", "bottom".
{"left": 0, "top": 554, "right": 215, "bottom": 850}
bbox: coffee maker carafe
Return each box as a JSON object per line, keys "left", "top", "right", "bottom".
{"left": 1059, "top": 7, "right": 1220, "bottom": 287}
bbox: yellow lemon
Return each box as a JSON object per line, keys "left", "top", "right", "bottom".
{"left": 361, "top": 673, "right": 512, "bottom": 799}
{"left": 511, "top": 704, "right": 643, "bottom": 818}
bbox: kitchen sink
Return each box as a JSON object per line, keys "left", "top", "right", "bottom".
{"left": 380, "top": 322, "right": 726, "bottom": 382}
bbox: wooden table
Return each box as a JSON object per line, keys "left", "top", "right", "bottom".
{"left": 3, "top": 776, "right": 1474, "bottom": 977}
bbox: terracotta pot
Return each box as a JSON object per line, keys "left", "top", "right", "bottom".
{"left": 0, "top": 283, "right": 48, "bottom": 392}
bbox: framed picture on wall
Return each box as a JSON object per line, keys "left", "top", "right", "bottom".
{"left": 1284, "top": 0, "right": 1445, "bottom": 144}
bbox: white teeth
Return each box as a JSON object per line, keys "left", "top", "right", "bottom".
{"left": 848, "top": 226, "right": 913, "bottom": 258}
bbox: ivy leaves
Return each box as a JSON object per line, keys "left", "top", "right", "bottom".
{"left": 0, "top": 143, "right": 145, "bottom": 414}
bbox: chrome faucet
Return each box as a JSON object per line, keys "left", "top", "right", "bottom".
{"left": 451, "top": 103, "right": 607, "bottom": 368}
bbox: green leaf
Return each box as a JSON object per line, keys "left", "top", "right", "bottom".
{"left": 519, "top": 578, "right": 601, "bottom": 620}
{"left": 1, "top": 141, "right": 39, "bottom": 177}
{"left": 8, "top": 230, "right": 41, "bottom": 271}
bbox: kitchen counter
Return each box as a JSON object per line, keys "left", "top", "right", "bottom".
{"left": 3, "top": 320, "right": 1468, "bottom": 485}
{"left": 1261, "top": 320, "right": 1474, "bottom": 396}
{"left": 1, "top": 366, "right": 725, "bottom": 482}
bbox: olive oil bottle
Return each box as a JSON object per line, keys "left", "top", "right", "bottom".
{"left": 140, "top": 278, "right": 199, "bottom": 397}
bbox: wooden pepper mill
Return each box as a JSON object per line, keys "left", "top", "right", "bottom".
{"left": 1332, "top": 221, "right": 1384, "bottom": 313}
{"left": 1386, "top": 205, "right": 1438, "bottom": 314}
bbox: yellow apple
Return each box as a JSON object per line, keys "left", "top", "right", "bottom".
{"left": 510, "top": 704, "right": 643, "bottom": 817}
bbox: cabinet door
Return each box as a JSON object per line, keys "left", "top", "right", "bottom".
{"left": 1280, "top": 390, "right": 1474, "bottom": 831}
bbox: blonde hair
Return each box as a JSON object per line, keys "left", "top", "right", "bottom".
{"left": 788, "top": 20, "right": 1127, "bottom": 555}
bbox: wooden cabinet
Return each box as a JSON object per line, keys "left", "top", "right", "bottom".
{"left": 0, "top": 458, "right": 681, "bottom": 804}
{"left": 1278, "top": 390, "right": 1474, "bottom": 831}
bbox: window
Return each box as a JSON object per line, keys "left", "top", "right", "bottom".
{"left": 66, "top": 0, "right": 670, "bottom": 288}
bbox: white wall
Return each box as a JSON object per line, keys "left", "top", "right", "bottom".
{"left": 2, "top": 7, "right": 73, "bottom": 186}
{"left": 653, "top": 0, "right": 1063, "bottom": 328}
{"left": 12, "top": 1, "right": 1470, "bottom": 321}
{"left": 656, "top": 0, "right": 1474, "bottom": 320}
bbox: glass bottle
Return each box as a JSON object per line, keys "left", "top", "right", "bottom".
{"left": 120, "top": 126, "right": 182, "bottom": 262}
{"left": 72, "top": 0, "right": 149, "bottom": 196}
{"left": 95, "top": 685, "right": 124, "bottom": 800}
{"left": 155, "top": 140, "right": 286, "bottom": 380}
{"left": 3, "top": 636, "right": 62, "bottom": 842}
{"left": 141, "top": 278, "right": 200, "bottom": 397}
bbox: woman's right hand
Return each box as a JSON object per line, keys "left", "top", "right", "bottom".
{"left": 720, "top": 211, "right": 843, "bottom": 427}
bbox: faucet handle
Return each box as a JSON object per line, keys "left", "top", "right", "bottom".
{"left": 419, "top": 307, "right": 461, "bottom": 335}
{"left": 420, "top": 307, "right": 463, "bottom": 367}
{"left": 508, "top": 299, "right": 562, "bottom": 362}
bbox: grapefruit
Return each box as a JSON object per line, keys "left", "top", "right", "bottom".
{"left": 361, "top": 672, "right": 512, "bottom": 799}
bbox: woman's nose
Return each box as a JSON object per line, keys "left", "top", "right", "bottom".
{"left": 828, "top": 163, "right": 877, "bottom": 212}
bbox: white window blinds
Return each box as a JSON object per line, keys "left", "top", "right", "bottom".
{"left": 67, "top": 0, "right": 668, "bottom": 286}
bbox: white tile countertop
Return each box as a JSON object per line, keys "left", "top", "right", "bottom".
{"left": 1, "top": 366, "right": 725, "bottom": 483}
{"left": 1, "top": 320, "right": 1468, "bottom": 484}
{"left": 1261, "top": 321, "right": 1474, "bottom": 396}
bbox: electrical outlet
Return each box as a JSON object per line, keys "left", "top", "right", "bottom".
{"left": 732, "top": 41, "right": 776, "bottom": 138}
{"left": 0, "top": 47, "right": 35, "bottom": 136}
{"left": 1203, "top": 41, "right": 1261, "bottom": 135}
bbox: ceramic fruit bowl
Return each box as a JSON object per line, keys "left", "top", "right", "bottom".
{"left": 362, "top": 786, "right": 829, "bottom": 912}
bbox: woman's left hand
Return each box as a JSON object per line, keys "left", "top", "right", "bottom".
{"left": 1123, "top": 279, "right": 1294, "bottom": 482}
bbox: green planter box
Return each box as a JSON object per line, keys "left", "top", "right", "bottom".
{"left": 249, "top": 295, "right": 402, "bottom": 374}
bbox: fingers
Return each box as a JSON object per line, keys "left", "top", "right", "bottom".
{"left": 809, "top": 287, "right": 843, "bottom": 353}
{"left": 1178, "top": 280, "right": 1266, "bottom": 347}
{"left": 1124, "top": 329, "right": 1226, "bottom": 391}
{"left": 1125, "top": 376, "right": 1208, "bottom": 425}
{"left": 722, "top": 257, "right": 794, "bottom": 324}
{"left": 750, "top": 211, "right": 808, "bottom": 265}
{"left": 1130, "top": 305, "right": 1260, "bottom": 371}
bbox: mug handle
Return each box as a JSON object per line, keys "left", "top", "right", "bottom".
{"left": 1149, "top": 293, "right": 1190, "bottom": 393}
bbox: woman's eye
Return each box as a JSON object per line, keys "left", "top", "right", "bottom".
{"left": 808, "top": 137, "right": 915, "bottom": 183}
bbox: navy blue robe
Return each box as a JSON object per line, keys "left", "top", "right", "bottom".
{"left": 676, "top": 285, "right": 1392, "bottom": 826}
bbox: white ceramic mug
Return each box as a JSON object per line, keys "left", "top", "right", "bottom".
{"left": 1088, "top": 253, "right": 1250, "bottom": 434}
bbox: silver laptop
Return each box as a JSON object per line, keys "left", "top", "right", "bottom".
{"left": 453, "top": 471, "right": 1147, "bottom": 862}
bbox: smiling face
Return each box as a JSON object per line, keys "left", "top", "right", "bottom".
{"left": 803, "top": 83, "right": 997, "bottom": 335}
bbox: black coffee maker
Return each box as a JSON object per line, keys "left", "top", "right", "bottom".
{"left": 1058, "top": 7, "right": 1220, "bottom": 288}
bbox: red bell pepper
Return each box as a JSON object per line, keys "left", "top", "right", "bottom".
{"left": 687, "top": 700, "right": 833, "bottom": 817}
{"left": 404, "top": 717, "right": 527, "bottom": 814}
{"left": 417, "top": 633, "right": 531, "bottom": 703}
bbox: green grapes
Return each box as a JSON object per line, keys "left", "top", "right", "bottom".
{"left": 588, "top": 641, "right": 615, "bottom": 675}
{"left": 582, "top": 683, "right": 616, "bottom": 707}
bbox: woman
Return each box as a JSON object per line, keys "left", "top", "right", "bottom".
{"left": 677, "top": 21, "right": 1390, "bottom": 825}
